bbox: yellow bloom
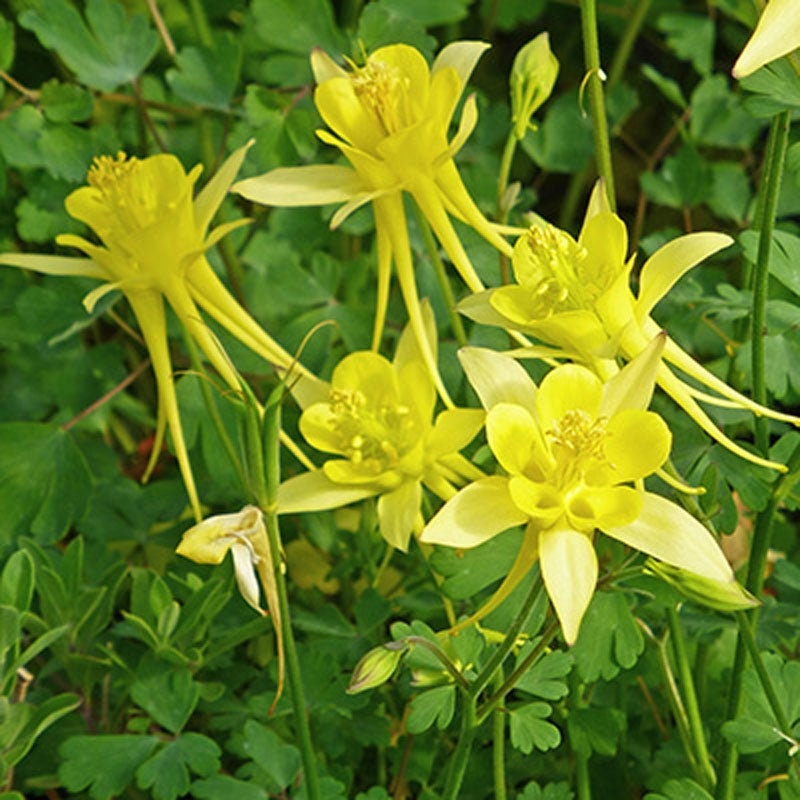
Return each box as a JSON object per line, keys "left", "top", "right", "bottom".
{"left": 176, "top": 505, "right": 285, "bottom": 707}
{"left": 278, "top": 305, "right": 484, "bottom": 551}
{"left": 459, "top": 182, "right": 798, "bottom": 471}
{"left": 233, "top": 42, "right": 513, "bottom": 405}
{"left": 732, "top": 0, "right": 800, "bottom": 78}
{"left": 0, "top": 143, "right": 325, "bottom": 520}
{"left": 421, "top": 342, "right": 740, "bottom": 645}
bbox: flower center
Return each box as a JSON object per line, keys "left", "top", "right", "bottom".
{"left": 547, "top": 409, "right": 608, "bottom": 480}
{"left": 351, "top": 59, "right": 408, "bottom": 136}
{"left": 516, "top": 225, "right": 594, "bottom": 315}
{"left": 329, "top": 388, "right": 418, "bottom": 472}
{"left": 87, "top": 152, "right": 164, "bottom": 232}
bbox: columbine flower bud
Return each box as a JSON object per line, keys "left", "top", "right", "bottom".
{"left": 510, "top": 33, "right": 559, "bottom": 140}
{"left": 347, "top": 643, "right": 406, "bottom": 694}
{"left": 645, "top": 559, "right": 760, "bottom": 612}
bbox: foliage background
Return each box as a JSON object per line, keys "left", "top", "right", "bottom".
{"left": 1, "top": 0, "right": 800, "bottom": 798}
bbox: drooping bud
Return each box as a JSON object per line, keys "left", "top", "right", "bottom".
{"left": 347, "top": 642, "right": 406, "bottom": 694}
{"left": 510, "top": 33, "right": 559, "bottom": 140}
{"left": 644, "top": 559, "right": 760, "bottom": 612}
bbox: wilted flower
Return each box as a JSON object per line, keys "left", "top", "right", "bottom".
{"left": 0, "top": 143, "right": 324, "bottom": 519}
{"left": 177, "top": 505, "right": 285, "bottom": 706}
{"left": 732, "top": 0, "right": 800, "bottom": 78}
{"left": 421, "top": 342, "right": 742, "bottom": 645}
{"left": 278, "top": 304, "right": 484, "bottom": 551}
{"left": 233, "top": 42, "right": 512, "bottom": 404}
{"left": 510, "top": 33, "right": 559, "bottom": 139}
{"left": 459, "top": 182, "right": 798, "bottom": 470}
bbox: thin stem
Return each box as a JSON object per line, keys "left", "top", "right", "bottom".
{"left": 666, "top": 606, "right": 716, "bottom": 791}
{"left": 470, "top": 570, "right": 544, "bottom": 700}
{"left": 441, "top": 698, "right": 478, "bottom": 800}
{"left": 495, "top": 133, "right": 519, "bottom": 285}
{"left": 606, "top": 0, "right": 652, "bottom": 89}
{"left": 751, "top": 110, "right": 790, "bottom": 454}
{"left": 412, "top": 204, "right": 468, "bottom": 348}
{"left": 492, "top": 671, "right": 508, "bottom": 800}
{"left": 261, "top": 391, "right": 321, "bottom": 800}
{"left": 570, "top": 672, "right": 592, "bottom": 800}
{"left": 715, "top": 441, "right": 800, "bottom": 800}
{"left": 402, "top": 637, "right": 470, "bottom": 691}
{"left": 579, "top": 0, "right": 616, "bottom": 210}
{"left": 735, "top": 611, "right": 792, "bottom": 735}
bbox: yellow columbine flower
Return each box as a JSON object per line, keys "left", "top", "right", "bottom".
{"left": 278, "top": 305, "right": 484, "bottom": 551}
{"left": 459, "top": 182, "right": 798, "bottom": 471}
{"left": 732, "top": 0, "right": 800, "bottom": 78}
{"left": 176, "top": 505, "right": 285, "bottom": 707}
{"left": 233, "top": 41, "right": 513, "bottom": 405}
{"left": 0, "top": 143, "right": 325, "bottom": 520}
{"left": 421, "top": 342, "right": 741, "bottom": 645}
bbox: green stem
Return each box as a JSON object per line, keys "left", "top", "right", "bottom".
{"left": 569, "top": 672, "right": 592, "bottom": 800}
{"left": 715, "top": 442, "right": 800, "bottom": 800}
{"left": 579, "top": 0, "right": 616, "bottom": 211}
{"left": 666, "top": 606, "right": 716, "bottom": 791}
{"left": 260, "top": 391, "right": 321, "bottom": 800}
{"left": 442, "top": 699, "right": 478, "bottom": 800}
{"left": 181, "top": 332, "right": 246, "bottom": 488}
{"left": 751, "top": 110, "right": 790, "bottom": 454}
{"left": 606, "top": 0, "right": 652, "bottom": 89}
{"left": 471, "top": 570, "right": 544, "bottom": 700}
{"left": 492, "top": 671, "right": 508, "bottom": 800}
{"left": 735, "top": 611, "right": 792, "bottom": 735}
{"left": 402, "top": 637, "right": 470, "bottom": 691}
{"left": 495, "top": 133, "right": 519, "bottom": 285}
{"left": 412, "top": 204, "right": 468, "bottom": 347}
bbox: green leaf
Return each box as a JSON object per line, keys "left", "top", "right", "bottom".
{"left": 250, "top": 0, "right": 346, "bottom": 56}
{"left": 356, "top": 4, "right": 435, "bottom": 56}
{"left": 0, "top": 14, "right": 14, "bottom": 72}
{"left": 191, "top": 775, "right": 269, "bottom": 800}
{"left": 59, "top": 735, "right": 160, "bottom": 800}
{"left": 136, "top": 734, "right": 221, "bottom": 800}
{"left": 740, "top": 229, "right": 800, "bottom": 298}
{"left": 0, "top": 550, "right": 35, "bottom": 612}
{"left": 376, "top": 0, "right": 469, "bottom": 25}
{"left": 572, "top": 592, "right": 644, "bottom": 682}
{"left": 657, "top": 14, "right": 715, "bottom": 76}
{"left": 130, "top": 666, "right": 200, "bottom": 734}
{"left": 0, "top": 422, "right": 93, "bottom": 545}
{"left": 516, "top": 781, "right": 574, "bottom": 800}
{"left": 407, "top": 685, "right": 456, "bottom": 733}
{"left": 644, "top": 778, "right": 714, "bottom": 800}
{"left": 641, "top": 145, "right": 712, "bottom": 209}
{"left": 19, "top": 0, "right": 159, "bottom": 92}
{"left": 514, "top": 649, "right": 573, "bottom": 700}
{"left": 3, "top": 693, "right": 81, "bottom": 767}
{"left": 690, "top": 76, "right": 762, "bottom": 149}
{"left": 522, "top": 91, "right": 594, "bottom": 173}
{"left": 708, "top": 163, "right": 752, "bottom": 222}
{"left": 166, "top": 32, "right": 241, "bottom": 111}
{"left": 508, "top": 701, "right": 561, "bottom": 754}
{"left": 39, "top": 80, "right": 94, "bottom": 123}
{"left": 567, "top": 707, "right": 626, "bottom": 757}
{"left": 640, "top": 64, "right": 687, "bottom": 108}
{"left": 740, "top": 61, "right": 800, "bottom": 118}
{"left": 240, "top": 721, "right": 301, "bottom": 791}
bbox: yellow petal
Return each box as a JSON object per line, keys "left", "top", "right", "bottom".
{"left": 277, "top": 471, "right": 377, "bottom": 514}
{"left": 420, "top": 476, "right": 528, "bottom": 548}
{"left": 311, "top": 47, "right": 348, "bottom": 83}
{"left": 536, "top": 365, "right": 602, "bottom": 430}
{"left": 487, "top": 404, "right": 543, "bottom": 475}
{"left": 577, "top": 212, "right": 628, "bottom": 289}
{"left": 428, "top": 409, "right": 485, "bottom": 460}
{"left": 603, "top": 409, "right": 671, "bottom": 482}
{"left": 377, "top": 480, "right": 422, "bottom": 551}
{"left": 567, "top": 485, "right": 641, "bottom": 530}
{"left": 0, "top": 252, "right": 106, "bottom": 280}
{"left": 604, "top": 492, "right": 734, "bottom": 583}
{"left": 194, "top": 139, "right": 253, "bottom": 233}
{"left": 539, "top": 526, "right": 598, "bottom": 645}
{"left": 431, "top": 40, "right": 490, "bottom": 89}
{"left": 230, "top": 542, "right": 262, "bottom": 612}
{"left": 458, "top": 346, "right": 538, "bottom": 415}
{"left": 232, "top": 164, "right": 367, "bottom": 207}
{"left": 600, "top": 332, "right": 666, "bottom": 417}
{"left": 507, "top": 475, "right": 563, "bottom": 524}
{"left": 732, "top": 0, "right": 800, "bottom": 77}
{"left": 636, "top": 232, "right": 733, "bottom": 321}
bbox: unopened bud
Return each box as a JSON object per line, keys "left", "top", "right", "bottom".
{"left": 347, "top": 643, "right": 406, "bottom": 694}
{"left": 645, "top": 559, "right": 760, "bottom": 612}
{"left": 510, "top": 33, "right": 559, "bottom": 140}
